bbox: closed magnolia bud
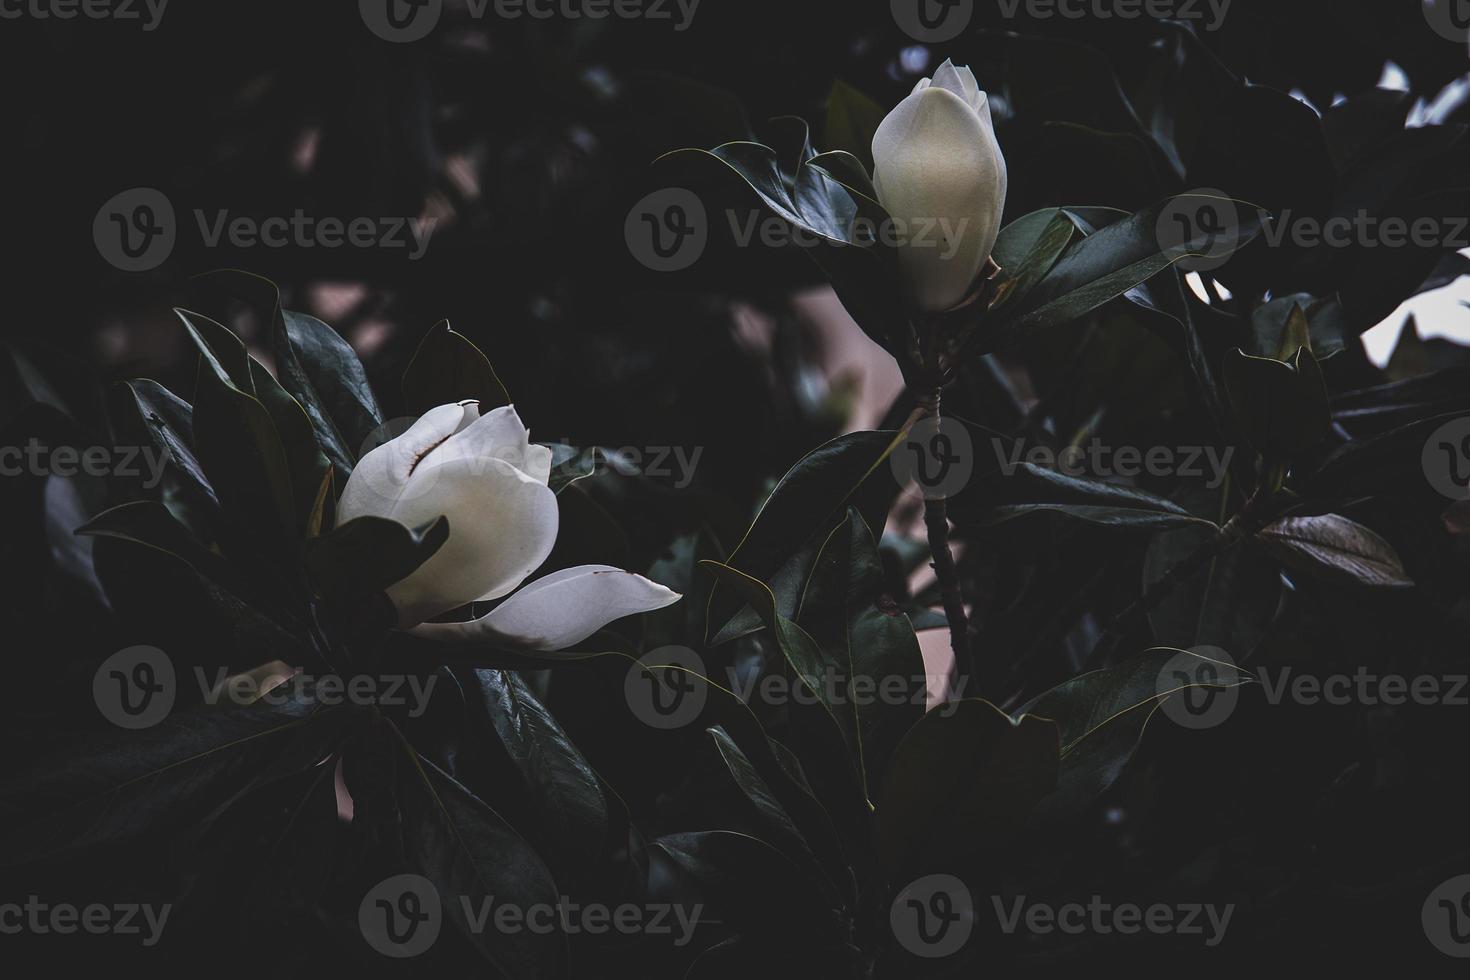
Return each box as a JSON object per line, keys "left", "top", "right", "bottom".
{"left": 872, "top": 59, "right": 1008, "bottom": 313}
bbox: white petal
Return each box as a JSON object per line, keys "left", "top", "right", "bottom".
{"left": 872, "top": 85, "right": 1008, "bottom": 312}
{"left": 383, "top": 456, "right": 559, "bottom": 626}
{"left": 337, "top": 401, "right": 479, "bottom": 523}
{"left": 428, "top": 405, "right": 552, "bottom": 485}
{"left": 929, "top": 59, "right": 979, "bottom": 111}
{"left": 523, "top": 444, "right": 553, "bottom": 486}
{"left": 911, "top": 77, "right": 931, "bottom": 95}
{"left": 410, "top": 565, "right": 681, "bottom": 651}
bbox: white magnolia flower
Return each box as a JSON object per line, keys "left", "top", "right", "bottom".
{"left": 337, "top": 401, "right": 680, "bottom": 650}
{"left": 872, "top": 59, "right": 1008, "bottom": 313}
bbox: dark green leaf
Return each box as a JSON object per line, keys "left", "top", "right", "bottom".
{"left": 875, "top": 700, "right": 1059, "bottom": 876}
{"left": 973, "top": 462, "right": 1218, "bottom": 531}
{"left": 706, "top": 726, "right": 823, "bottom": 883}
{"left": 394, "top": 740, "right": 567, "bottom": 977}
{"left": 796, "top": 508, "right": 925, "bottom": 795}
{"left": 107, "top": 379, "right": 218, "bottom": 511}
{"left": 402, "top": 320, "right": 511, "bottom": 416}
{"left": 0, "top": 695, "right": 334, "bottom": 866}
{"left": 979, "top": 195, "right": 1263, "bottom": 353}
{"left": 1222, "top": 346, "right": 1330, "bottom": 458}
{"left": 822, "top": 79, "right": 886, "bottom": 171}
{"left": 304, "top": 515, "right": 449, "bottom": 603}
{"left": 1019, "top": 647, "right": 1251, "bottom": 816}
{"left": 1256, "top": 515, "right": 1413, "bottom": 588}
{"left": 706, "top": 430, "right": 904, "bottom": 642}
{"left": 474, "top": 669, "right": 608, "bottom": 887}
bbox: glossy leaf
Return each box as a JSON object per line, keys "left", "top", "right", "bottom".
{"left": 874, "top": 699, "right": 1059, "bottom": 876}
{"left": 1020, "top": 647, "right": 1252, "bottom": 815}
{"left": 304, "top": 514, "right": 449, "bottom": 603}
{"left": 1257, "top": 515, "right": 1413, "bottom": 588}
{"left": 973, "top": 462, "right": 1218, "bottom": 531}
{"left": 795, "top": 508, "right": 925, "bottom": 796}
{"left": 706, "top": 430, "right": 904, "bottom": 642}
{"left": 402, "top": 320, "right": 512, "bottom": 416}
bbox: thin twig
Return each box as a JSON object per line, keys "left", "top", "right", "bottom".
{"left": 916, "top": 386, "right": 978, "bottom": 695}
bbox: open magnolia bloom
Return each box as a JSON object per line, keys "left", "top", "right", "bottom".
{"left": 872, "top": 58, "right": 1008, "bottom": 313}
{"left": 336, "top": 400, "right": 680, "bottom": 649}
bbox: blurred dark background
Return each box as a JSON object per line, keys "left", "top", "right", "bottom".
{"left": 4, "top": 1, "right": 1470, "bottom": 974}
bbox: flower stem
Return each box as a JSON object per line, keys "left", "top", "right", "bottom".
{"left": 916, "top": 386, "right": 977, "bottom": 696}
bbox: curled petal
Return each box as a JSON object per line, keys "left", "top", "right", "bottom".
{"left": 384, "top": 456, "right": 559, "bottom": 625}
{"left": 411, "top": 564, "right": 681, "bottom": 651}
{"left": 338, "top": 401, "right": 479, "bottom": 522}
{"left": 929, "top": 59, "right": 981, "bottom": 113}
{"left": 430, "top": 404, "right": 553, "bottom": 486}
